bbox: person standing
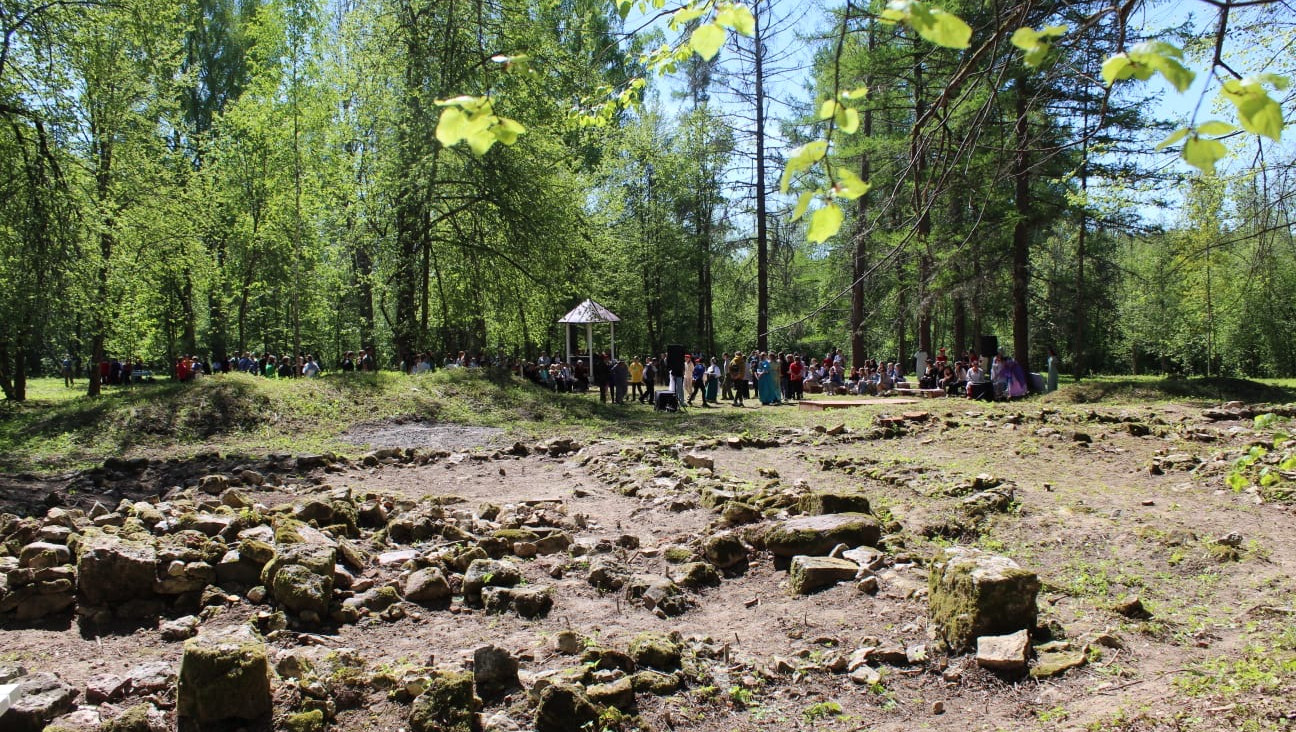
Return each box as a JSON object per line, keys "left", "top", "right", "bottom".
{"left": 728, "top": 352, "right": 746, "bottom": 406}
{"left": 611, "top": 358, "right": 629, "bottom": 404}
{"left": 788, "top": 355, "right": 804, "bottom": 401}
{"left": 704, "top": 357, "right": 721, "bottom": 407}
{"left": 629, "top": 356, "right": 644, "bottom": 402}
{"left": 757, "top": 352, "right": 781, "bottom": 405}
{"left": 641, "top": 357, "right": 657, "bottom": 405}
{"left": 687, "top": 355, "right": 706, "bottom": 406}
{"left": 61, "top": 356, "right": 74, "bottom": 387}
{"left": 720, "top": 352, "right": 733, "bottom": 403}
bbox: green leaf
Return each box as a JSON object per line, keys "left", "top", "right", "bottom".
{"left": 716, "top": 3, "right": 756, "bottom": 36}
{"left": 780, "top": 140, "right": 828, "bottom": 193}
{"left": 839, "top": 86, "right": 869, "bottom": 100}
{"left": 1196, "top": 120, "right": 1237, "bottom": 136}
{"left": 689, "top": 23, "right": 726, "bottom": 61}
{"left": 1222, "top": 78, "right": 1284, "bottom": 141}
{"left": 1183, "top": 135, "right": 1227, "bottom": 175}
{"left": 1155, "top": 127, "right": 1189, "bottom": 151}
{"left": 818, "top": 99, "right": 838, "bottom": 121}
{"left": 917, "top": 8, "right": 972, "bottom": 49}
{"left": 1101, "top": 55, "right": 1132, "bottom": 86}
{"left": 493, "top": 117, "right": 526, "bottom": 145}
{"left": 1143, "top": 53, "right": 1194, "bottom": 92}
{"left": 835, "top": 106, "right": 860, "bottom": 134}
{"left": 465, "top": 130, "right": 497, "bottom": 156}
{"left": 791, "top": 191, "right": 815, "bottom": 222}
{"left": 807, "top": 203, "right": 843, "bottom": 243}
{"left": 1227, "top": 471, "right": 1249, "bottom": 492}
{"left": 1010, "top": 27, "right": 1039, "bottom": 50}
{"left": 668, "top": 4, "right": 707, "bottom": 30}
{"left": 833, "top": 167, "right": 871, "bottom": 200}
{"left": 436, "top": 107, "right": 469, "bottom": 147}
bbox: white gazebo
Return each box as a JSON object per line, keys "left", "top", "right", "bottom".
{"left": 558, "top": 299, "right": 620, "bottom": 371}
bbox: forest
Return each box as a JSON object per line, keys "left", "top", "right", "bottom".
{"left": 0, "top": 0, "right": 1293, "bottom": 401}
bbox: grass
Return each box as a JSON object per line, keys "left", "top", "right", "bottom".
{"left": 3, "top": 370, "right": 1293, "bottom": 474}
{"left": 1047, "top": 375, "right": 1296, "bottom": 405}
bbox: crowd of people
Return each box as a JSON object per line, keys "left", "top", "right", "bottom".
{"left": 64, "top": 340, "right": 1059, "bottom": 404}
{"left": 517, "top": 344, "right": 1057, "bottom": 407}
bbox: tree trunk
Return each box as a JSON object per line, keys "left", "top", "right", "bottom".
{"left": 1011, "top": 75, "right": 1032, "bottom": 377}
{"left": 753, "top": 0, "right": 769, "bottom": 352}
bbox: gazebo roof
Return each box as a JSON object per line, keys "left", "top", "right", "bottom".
{"left": 558, "top": 298, "right": 620, "bottom": 324}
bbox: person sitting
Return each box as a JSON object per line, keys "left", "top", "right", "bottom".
{"left": 939, "top": 365, "right": 963, "bottom": 396}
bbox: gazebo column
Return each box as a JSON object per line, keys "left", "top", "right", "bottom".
{"left": 610, "top": 324, "right": 615, "bottom": 361}
{"left": 565, "top": 323, "right": 572, "bottom": 366}
{"left": 586, "top": 322, "right": 594, "bottom": 374}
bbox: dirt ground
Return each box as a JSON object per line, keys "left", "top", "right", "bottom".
{"left": 3, "top": 397, "right": 1296, "bottom": 732}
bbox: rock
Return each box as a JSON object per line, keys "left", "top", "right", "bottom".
{"left": 270, "top": 563, "right": 332, "bottom": 618}
{"left": 76, "top": 532, "right": 158, "bottom": 609}
{"left": 18, "top": 542, "right": 70, "bottom": 569}
{"left": 856, "top": 576, "right": 880, "bottom": 594}
{"left": 1, "top": 673, "right": 77, "bottom": 732}
{"left": 463, "top": 559, "right": 521, "bottom": 606}
{"left": 533, "top": 532, "right": 572, "bottom": 555}
{"left": 720, "top": 501, "right": 762, "bottom": 526}
{"left": 629, "top": 575, "right": 690, "bottom": 616}
{"left": 509, "top": 587, "right": 553, "bottom": 619}
{"left": 219, "top": 489, "right": 254, "bottom": 509}
{"left": 48, "top": 707, "right": 102, "bottom": 732}
{"left": 126, "top": 661, "right": 176, "bottom": 695}
{"left": 586, "top": 676, "right": 635, "bottom": 710}
{"left": 632, "top": 670, "right": 681, "bottom": 695}
{"left": 101, "top": 703, "right": 166, "bottom": 732}
{"left": 676, "top": 561, "right": 720, "bottom": 588}
{"left": 404, "top": 568, "right": 452, "bottom": 606}
{"left": 702, "top": 532, "right": 748, "bottom": 569}
{"left": 798, "top": 492, "right": 871, "bottom": 516}
{"left": 1111, "top": 596, "right": 1152, "bottom": 620}
{"left": 764, "top": 514, "right": 881, "bottom": 557}
{"left": 629, "top": 632, "right": 681, "bottom": 670}
{"left": 84, "top": 673, "right": 130, "bottom": 704}
{"left": 474, "top": 645, "right": 519, "bottom": 698}
{"left": 261, "top": 543, "right": 336, "bottom": 618}
{"left": 534, "top": 683, "right": 599, "bottom": 732}
{"left": 789, "top": 555, "right": 858, "bottom": 594}
{"left": 961, "top": 488, "right": 1014, "bottom": 516}
{"left": 928, "top": 547, "right": 1040, "bottom": 652}
{"left": 1030, "top": 648, "right": 1087, "bottom": 678}
{"left": 197, "top": 475, "right": 229, "bottom": 495}
{"left": 159, "top": 615, "right": 201, "bottom": 641}
{"left": 408, "top": 671, "right": 481, "bottom": 732}
{"left": 682, "top": 452, "right": 714, "bottom": 470}
{"left": 587, "top": 556, "right": 632, "bottom": 592}
{"left": 554, "top": 630, "right": 583, "bottom": 655}
{"left": 975, "top": 629, "right": 1030, "bottom": 672}
{"left": 377, "top": 549, "right": 419, "bottom": 566}
{"left": 849, "top": 665, "right": 882, "bottom": 686}
{"left": 842, "top": 546, "right": 885, "bottom": 572}
{"left": 177, "top": 625, "right": 272, "bottom": 728}
{"left": 280, "top": 709, "right": 326, "bottom": 732}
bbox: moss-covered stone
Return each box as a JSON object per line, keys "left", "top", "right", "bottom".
{"left": 177, "top": 625, "right": 272, "bottom": 726}
{"left": 493, "top": 528, "right": 540, "bottom": 543}
{"left": 408, "top": 671, "right": 480, "bottom": 732}
{"left": 788, "top": 555, "right": 858, "bottom": 594}
{"left": 632, "top": 670, "right": 682, "bottom": 695}
{"left": 677, "top": 561, "right": 720, "bottom": 588}
{"left": 281, "top": 709, "right": 327, "bottom": 732}
{"left": 662, "top": 546, "right": 693, "bottom": 564}
{"left": 629, "top": 632, "right": 682, "bottom": 670}
{"left": 702, "top": 532, "right": 747, "bottom": 569}
{"left": 76, "top": 530, "right": 157, "bottom": 608}
{"left": 798, "top": 492, "right": 871, "bottom": 516}
{"left": 763, "top": 513, "right": 881, "bottom": 557}
{"left": 587, "top": 676, "right": 635, "bottom": 710}
{"left": 928, "top": 547, "right": 1040, "bottom": 652}
{"left": 101, "top": 703, "right": 157, "bottom": 732}
{"left": 534, "top": 683, "right": 599, "bottom": 732}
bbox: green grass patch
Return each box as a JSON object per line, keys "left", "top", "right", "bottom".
{"left": 1048, "top": 375, "right": 1296, "bottom": 405}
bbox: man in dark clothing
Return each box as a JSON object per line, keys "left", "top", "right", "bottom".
{"left": 687, "top": 355, "right": 707, "bottom": 406}
{"left": 641, "top": 358, "right": 657, "bottom": 404}
{"left": 594, "top": 353, "right": 611, "bottom": 403}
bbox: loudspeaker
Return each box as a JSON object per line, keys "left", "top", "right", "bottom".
{"left": 977, "top": 335, "right": 998, "bottom": 358}
{"left": 655, "top": 392, "right": 679, "bottom": 412}
{"left": 667, "top": 344, "right": 686, "bottom": 378}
